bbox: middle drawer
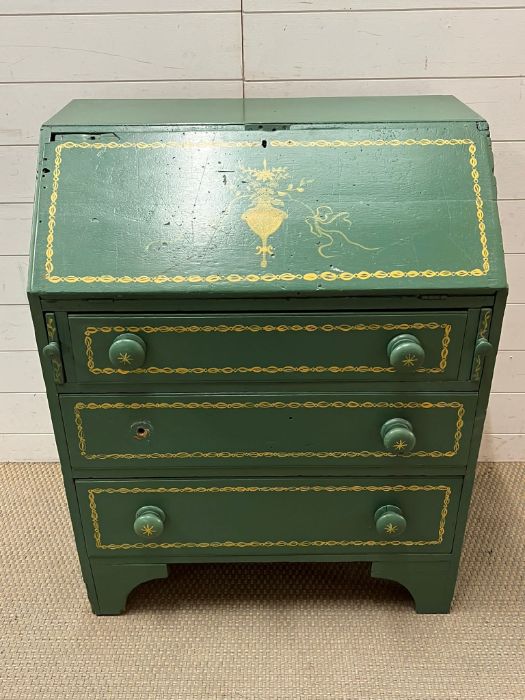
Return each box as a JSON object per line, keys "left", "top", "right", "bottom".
{"left": 61, "top": 392, "right": 476, "bottom": 469}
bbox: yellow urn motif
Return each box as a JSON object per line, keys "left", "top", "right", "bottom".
{"left": 236, "top": 158, "right": 376, "bottom": 268}
{"left": 241, "top": 200, "right": 288, "bottom": 268}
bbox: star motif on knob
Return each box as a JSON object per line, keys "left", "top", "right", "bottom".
{"left": 384, "top": 523, "right": 398, "bottom": 535}
{"left": 393, "top": 439, "right": 408, "bottom": 451}
{"left": 117, "top": 352, "right": 132, "bottom": 365}
{"left": 141, "top": 524, "right": 156, "bottom": 537}
{"left": 402, "top": 353, "right": 417, "bottom": 367}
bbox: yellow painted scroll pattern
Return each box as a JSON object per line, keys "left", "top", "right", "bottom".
{"left": 44, "top": 138, "right": 489, "bottom": 285}
{"left": 83, "top": 321, "right": 451, "bottom": 376}
{"left": 87, "top": 483, "right": 452, "bottom": 550}
{"left": 73, "top": 399, "right": 465, "bottom": 461}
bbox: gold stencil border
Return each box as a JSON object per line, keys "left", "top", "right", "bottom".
{"left": 73, "top": 400, "right": 465, "bottom": 460}
{"left": 83, "top": 321, "right": 451, "bottom": 375}
{"left": 44, "top": 138, "right": 489, "bottom": 285}
{"left": 87, "top": 483, "right": 452, "bottom": 550}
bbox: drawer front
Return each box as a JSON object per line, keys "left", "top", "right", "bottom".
{"left": 77, "top": 477, "right": 462, "bottom": 557}
{"left": 61, "top": 392, "right": 476, "bottom": 468}
{"left": 67, "top": 312, "right": 468, "bottom": 383}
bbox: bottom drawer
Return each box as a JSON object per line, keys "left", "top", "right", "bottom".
{"left": 77, "top": 477, "right": 462, "bottom": 557}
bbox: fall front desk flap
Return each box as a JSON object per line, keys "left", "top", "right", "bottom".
{"left": 29, "top": 102, "right": 506, "bottom": 297}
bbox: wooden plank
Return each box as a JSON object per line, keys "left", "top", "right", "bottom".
{"left": 500, "top": 304, "right": 525, "bottom": 351}
{"left": 0, "top": 432, "right": 517, "bottom": 463}
{"left": 499, "top": 201, "right": 525, "bottom": 254}
{"left": 499, "top": 297, "right": 523, "bottom": 350}
{"left": 2, "top": 77, "right": 522, "bottom": 146}
{"left": 0, "top": 430, "right": 519, "bottom": 462}
{"left": 0, "top": 393, "right": 52, "bottom": 433}
{"left": 0, "top": 305, "right": 35, "bottom": 350}
{"left": 2, "top": 302, "right": 523, "bottom": 355}
{"left": 2, "top": 297, "right": 521, "bottom": 356}
{"left": 0, "top": 14, "right": 242, "bottom": 82}
{"left": 479, "top": 433, "right": 525, "bottom": 461}
{"left": 245, "top": 1, "right": 525, "bottom": 10}
{"left": 0, "top": 389, "right": 520, "bottom": 462}
{"left": 0, "top": 147, "right": 38, "bottom": 203}
{"left": 0, "top": 81, "right": 243, "bottom": 146}
{"left": 0, "top": 1, "right": 240, "bottom": 11}
{"left": 0, "top": 204, "right": 33, "bottom": 253}
{"left": 4, "top": 142, "right": 524, "bottom": 204}
{"left": 486, "top": 393, "right": 525, "bottom": 434}
{"left": 0, "top": 434, "right": 58, "bottom": 462}
{"left": 4, "top": 249, "right": 520, "bottom": 312}
{"left": 243, "top": 10, "right": 525, "bottom": 80}
{"left": 244, "top": 77, "right": 525, "bottom": 142}
{"left": 503, "top": 254, "right": 523, "bottom": 304}
{"left": 0, "top": 351, "right": 44, "bottom": 392}
{"left": 0, "top": 345, "right": 520, "bottom": 394}
{"left": 492, "top": 351, "right": 525, "bottom": 393}
{"left": 0, "top": 304, "right": 525, "bottom": 351}
{"left": 0, "top": 257, "right": 29, "bottom": 304}
{"left": 0, "top": 430, "right": 519, "bottom": 463}
{"left": 1, "top": 432, "right": 518, "bottom": 463}
{"left": 493, "top": 142, "right": 525, "bottom": 200}
{"left": 1, "top": 430, "right": 519, "bottom": 463}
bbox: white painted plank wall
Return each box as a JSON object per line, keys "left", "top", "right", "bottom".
{"left": 0, "top": 1, "right": 240, "bottom": 12}
{"left": 243, "top": 10, "right": 525, "bottom": 80}
{"left": 0, "top": 4, "right": 243, "bottom": 461}
{"left": 4, "top": 1, "right": 525, "bottom": 11}
{"left": 0, "top": 15, "right": 241, "bottom": 82}
{"left": 245, "top": 2, "right": 524, "bottom": 9}
{"left": 0, "top": 3, "right": 524, "bottom": 461}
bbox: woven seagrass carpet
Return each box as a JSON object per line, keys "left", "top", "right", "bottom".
{"left": 0, "top": 462, "right": 523, "bottom": 700}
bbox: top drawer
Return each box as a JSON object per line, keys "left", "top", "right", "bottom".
{"left": 66, "top": 312, "right": 468, "bottom": 384}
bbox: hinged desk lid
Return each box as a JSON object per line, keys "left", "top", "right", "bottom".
{"left": 29, "top": 98, "right": 506, "bottom": 297}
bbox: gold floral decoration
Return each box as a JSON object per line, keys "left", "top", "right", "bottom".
{"left": 230, "top": 159, "right": 378, "bottom": 268}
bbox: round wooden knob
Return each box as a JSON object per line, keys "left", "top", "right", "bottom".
{"left": 475, "top": 338, "right": 493, "bottom": 357}
{"left": 134, "top": 506, "right": 165, "bottom": 540}
{"left": 381, "top": 418, "right": 416, "bottom": 454}
{"left": 109, "top": 333, "right": 146, "bottom": 370}
{"left": 387, "top": 333, "right": 425, "bottom": 371}
{"left": 375, "top": 505, "right": 407, "bottom": 537}
{"left": 42, "top": 341, "right": 60, "bottom": 360}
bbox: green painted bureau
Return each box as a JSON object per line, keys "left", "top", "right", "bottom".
{"left": 28, "top": 96, "right": 507, "bottom": 614}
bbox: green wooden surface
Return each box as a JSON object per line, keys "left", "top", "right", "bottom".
{"left": 66, "top": 311, "right": 467, "bottom": 384}
{"left": 89, "top": 560, "right": 169, "bottom": 615}
{"left": 45, "top": 96, "right": 483, "bottom": 128}
{"left": 76, "top": 476, "right": 461, "bottom": 558}
{"left": 28, "top": 295, "right": 100, "bottom": 612}
{"left": 29, "top": 121, "right": 505, "bottom": 298}
{"left": 60, "top": 391, "right": 476, "bottom": 469}
{"left": 40, "top": 295, "right": 497, "bottom": 311}
{"left": 27, "top": 97, "right": 507, "bottom": 615}
{"left": 371, "top": 560, "right": 458, "bottom": 614}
